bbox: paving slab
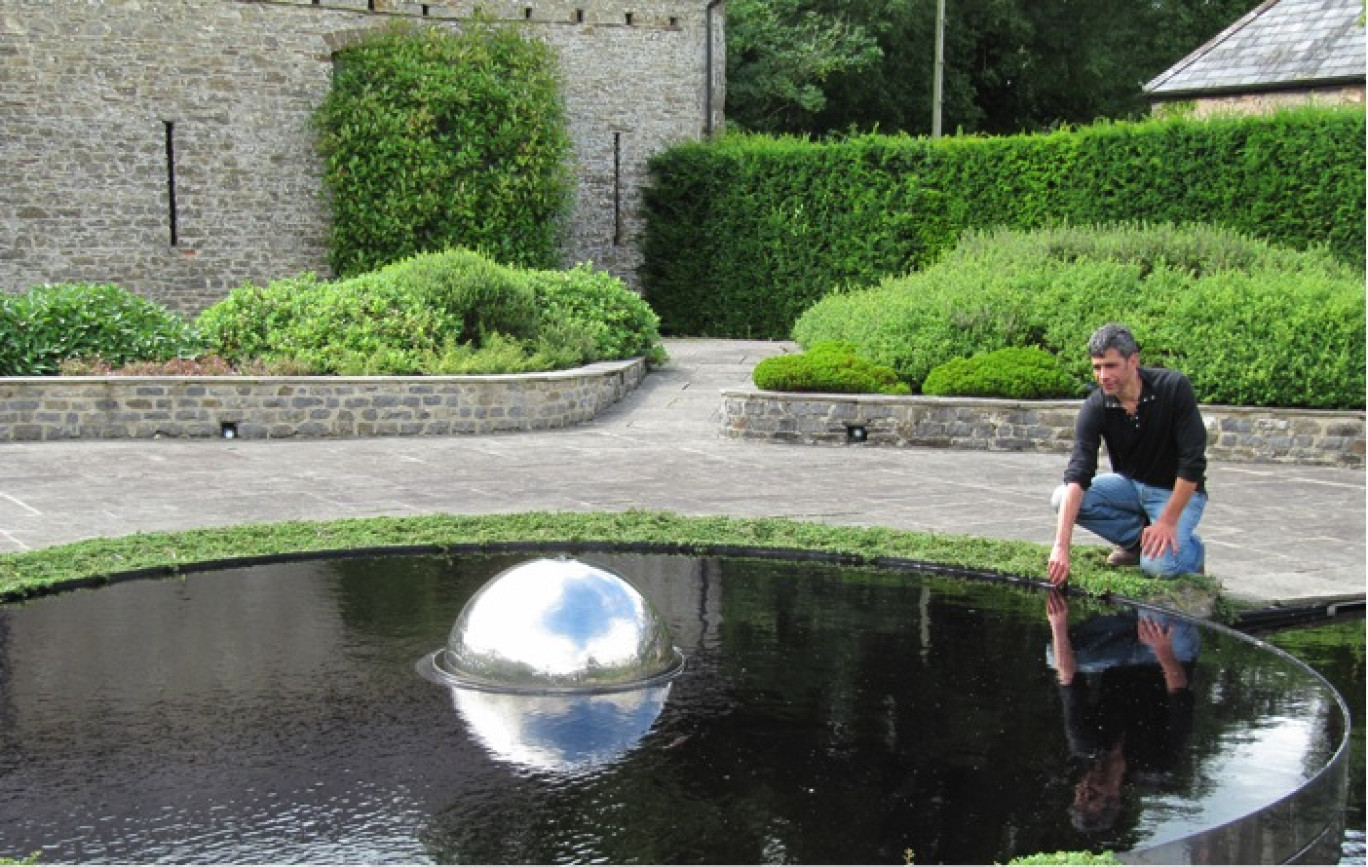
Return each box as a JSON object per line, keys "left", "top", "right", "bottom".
{"left": 0, "top": 338, "right": 1362, "bottom": 607}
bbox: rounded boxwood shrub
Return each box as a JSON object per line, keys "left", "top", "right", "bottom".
{"left": 753, "top": 340, "right": 910, "bottom": 394}
{"left": 922, "top": 346, "right": 1081, "bottom": 399}
{"left": 0, "top": 283, "right": 201, "bottom": 376}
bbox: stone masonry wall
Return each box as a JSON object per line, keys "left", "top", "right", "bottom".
{"left": 720, "top": 389, "right": 1366, "bottom": 468}
{"left": 1153, "top": 84, "right": 1365, "bottom": 119}
{"left": 0, "top": 0, "right": 721, "bottom": 313}
{"left": 0, "top": 358, "right": 644, "bottom": 440}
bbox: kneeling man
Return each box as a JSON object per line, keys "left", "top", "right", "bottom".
{"left": 1048, "top": 324, "right": 1208, "bottom": 585}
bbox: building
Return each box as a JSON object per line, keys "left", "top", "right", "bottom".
{"left": 0, "top": 0, "right": 725, "bottom": 313}
{"left": 1144, "top": 0, "right": 1365, "bottom": 118}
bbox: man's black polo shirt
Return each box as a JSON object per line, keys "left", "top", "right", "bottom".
{"left": 1063, "top": 367, "right": 1207, "bottom": 493}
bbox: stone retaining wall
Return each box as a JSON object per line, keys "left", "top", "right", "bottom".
{"left": 720, "top": 389, "right": 1365, "bottom": 468}
{"left": 0, "top": 359, "right": 645, "bottom": 441}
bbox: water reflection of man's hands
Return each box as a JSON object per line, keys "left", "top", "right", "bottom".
{"left": 1047, "top": 589, "right": 1070, "bottom": 627}
{"left": 1136, "top": 616, "right": 1173, "bottom": 653}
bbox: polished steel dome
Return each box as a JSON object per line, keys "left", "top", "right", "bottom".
{"left": 421, "top": 557, "right": 685, "bottom": 693}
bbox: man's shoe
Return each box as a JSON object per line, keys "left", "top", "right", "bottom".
{"left": 1106, "top": 544, "right": 1141, "bottom": 567}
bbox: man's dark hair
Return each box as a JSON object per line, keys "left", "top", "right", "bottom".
{"left": 1088, "top": 323, "right": 1140, "bottom": 359}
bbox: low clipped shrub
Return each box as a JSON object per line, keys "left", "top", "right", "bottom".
{"left": 197, "top": 249, "right": 536, "bottom": 374}
{"left": 197, "top": 249, "right": 663, "bottom": 375}
{"left": 792, "top": 223, "right": 1364, "bottom": 408}
{"left": 922, "top": 346, "right": 1081, "bottom": 399}
{"left": 0, "top": 283, "right": 201, "bottom": 376}
{"left": 526, "top": 264, "right": 667, "bottom": 366}
{"left": 753, "top": 340, "right": 910, "bottom": 394}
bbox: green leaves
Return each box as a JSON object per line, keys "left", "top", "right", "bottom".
{"left": 642, "top": 108, "right": 1365, "bottom": 339}
{"left": 194, "top": 250, "right": 663, "bottom": 375}
{"left": 315, "top": 22, "right": 572, "bottom": 278}
{"left": 923, "top": 346, "right": 1079, "bottom": 399}
{"left": 752, "top": 339, "right": 909, "bottom": 394}
{"left": 0, "top": 284, "right": 202, "bottom": 376}
{"left": 792, "top": 223, "right": 1365, "bottom": 409}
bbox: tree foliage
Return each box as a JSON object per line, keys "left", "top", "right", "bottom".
{"left": 725, "top": 0, "right": 883, "bottom": 133}
{"left": 727, "top": 0, "right": 1265, "bottom": 136}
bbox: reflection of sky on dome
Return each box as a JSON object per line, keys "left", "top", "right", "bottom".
{"left": 455, "top": 561, "right": 654, "bottom": 677}
{"left": 543, "top": 576, "right": 643, "bottom": 642}
{"left": 452, "top": 685, "right": 671, "bottom": 772}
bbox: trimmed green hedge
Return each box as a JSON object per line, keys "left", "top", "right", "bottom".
{"left": 641, "top": 108, "right": 1365, "bottom": 338}
{"left": 0, "top": 284, "right": 201, "bottom": 376}
{"left": 791, "top": 224, "right": 1365, "bottom": 409}
{"left": 315, "top": 21, "right": 572, "bottom": 278}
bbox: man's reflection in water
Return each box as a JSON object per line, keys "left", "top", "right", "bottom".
{"left": 1046, "top": 591, "right": 1198, "bottom": 832}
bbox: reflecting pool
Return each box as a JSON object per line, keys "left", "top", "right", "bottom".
{"left": 0, "top": 550, "right": 1347, "bottom": 864}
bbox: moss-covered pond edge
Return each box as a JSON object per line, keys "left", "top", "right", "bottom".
{"left": 0, "top": 510, "right": 1222, "bottom": 614}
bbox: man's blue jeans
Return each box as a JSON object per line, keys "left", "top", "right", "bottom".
{"left": 1053, "top": 473, "right": 1207, "bottom": 577}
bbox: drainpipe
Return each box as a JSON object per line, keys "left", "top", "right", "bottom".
{"left": 704, "top": 0, "right": 724, "bottom": 137}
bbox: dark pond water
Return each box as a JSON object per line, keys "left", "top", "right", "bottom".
{"left": 0, "top": 551, "right": 1347, "bottom": 864}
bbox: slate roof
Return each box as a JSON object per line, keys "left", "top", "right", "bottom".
{"left": 1144, "top": 0, "right": 1366, "bottom": 98}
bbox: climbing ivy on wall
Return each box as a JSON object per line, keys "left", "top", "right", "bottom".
{"left": 315, "top": 20, "right": 573, "bottom": 277}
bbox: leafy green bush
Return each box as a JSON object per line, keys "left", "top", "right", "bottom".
{"left": 792, "top": 224, "right": 1364, "bottom": 408}
{"left": 0, "top": 284, "right": 201, "bottom": 376}
{"left": 526, "top": 264, "right": 667, "bottom": 366}
{"left": 315, "top": 21, "right": 573, "bottom": 277}
{"left": 753, "top": 340, "right": 910, "bottom": 394}
{"left": 197, "top": 249, "right": 662, "bottom": 375}
{"left": 923, "top": 346, "right": 1080, "bottom": 399}
{"left": 642, "top": 107, "right": 1364, "bottom": 338}
{"left": 199, "top": 249, "right": 536, "bottom": 374}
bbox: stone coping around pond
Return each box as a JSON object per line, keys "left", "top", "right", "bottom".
{"left": 0, "top": 358, "right": 646, "bottom": 441}
{"left": 720, "top": 388, "right": 1366, "bottom": 469}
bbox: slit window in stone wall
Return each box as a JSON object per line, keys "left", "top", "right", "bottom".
{"left": 164, "top": 121, "right": 178, "bottom": 247}
{"left": 524, "top": 7, "right": 533, "bottom": 19}
{"left": 613, "top": 132, "right": 622, "bottom": 246}
{"left": 574, "top": 9, "right": 584, "bottom": 23}
{"left": 624, "top": 11, "right": 633, "bottom": 24}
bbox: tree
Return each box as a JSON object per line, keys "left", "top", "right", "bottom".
{"left": 725, "top": 0, "right": 884, "bottom": 134}
{"left": 729, "top": 0, "right": 1261, "bottom": 137}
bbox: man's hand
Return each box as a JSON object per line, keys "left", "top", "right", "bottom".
{"left": 1141, "top": 519, "right": 1179, "bottom": 560}
{"left": 1048, "top": 543, "right": 1071, "bottom": 586}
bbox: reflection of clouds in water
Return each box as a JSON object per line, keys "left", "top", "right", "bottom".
{"left": 452, "top": 685, "right": 672, "bottom": 772}
{"left": 1132, "top": 699, "right": 1336, "bottom": 849}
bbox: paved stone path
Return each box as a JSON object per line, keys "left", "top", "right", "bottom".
{"left": 0, "top": 339, "right": 1362, "bottom": 606}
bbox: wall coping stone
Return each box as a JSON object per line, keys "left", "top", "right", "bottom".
{"left": 720, "top": 388, "right": 1365, "bottom": 468}
{"left": 0, "top": 358, "right": 645, "bottom": 441}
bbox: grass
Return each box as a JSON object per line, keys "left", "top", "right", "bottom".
{"left": 0, "top": 509, "right": 1221, "bottom": 611}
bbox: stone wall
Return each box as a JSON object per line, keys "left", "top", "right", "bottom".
{"left": 0, "top": 0, "right": 721, "bottom": 312}
{"left": 720, "top": 389, "right": 1366, "bottom": 468}
{"left": 1152, "top": 84, "right": 1365, "bottom": 118}
{"left": 0, "top": 358, "right": 644, "bottom": 440}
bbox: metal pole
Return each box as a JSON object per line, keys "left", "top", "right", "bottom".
{"left": 932, "top": 0, "right": 945, "bottom": 138}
